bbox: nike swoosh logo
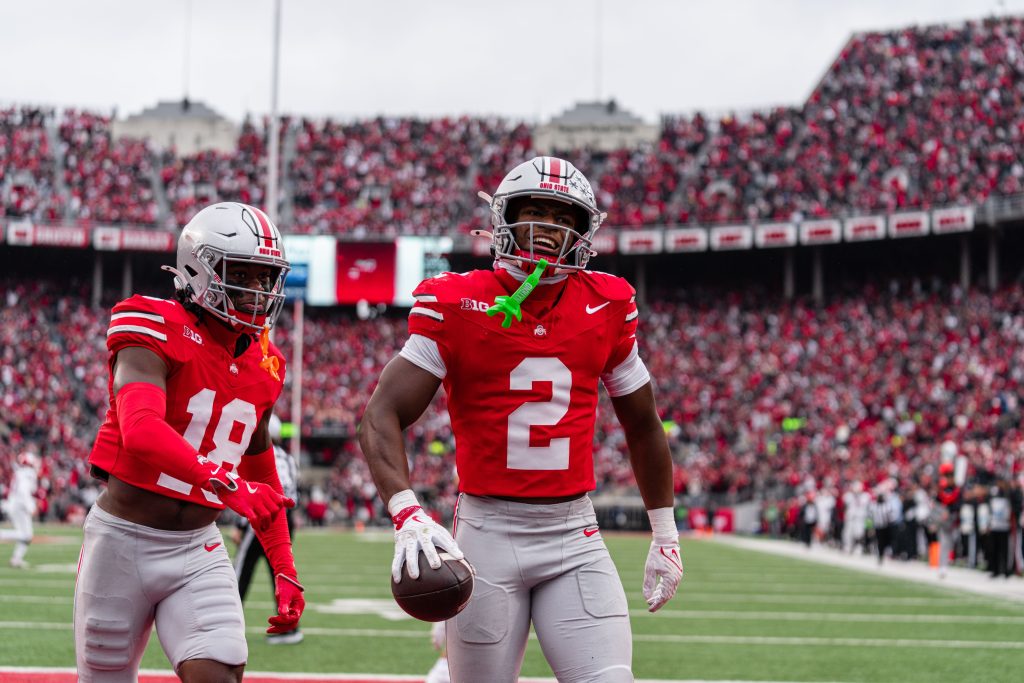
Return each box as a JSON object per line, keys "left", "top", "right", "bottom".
{"left": 583, "top": 527, "right": 600, "bottom": 537}
{"left": 246, "top": 482, "right": 259, "bottom": 494}
{"left": 661, "top": 547, "right": 683, "bottom": 572}
{"left": 586, "top": 302, "right": 610, "bottom": 314}
{"left": 216, "top": 231, "right": 238, "bottom": 238}
{"left": 204, "top": 542, "right": 222, "bottom": 552}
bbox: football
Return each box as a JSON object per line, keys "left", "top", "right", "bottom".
{"left": 391, "top": 552, "right": 474, "bottom": 622}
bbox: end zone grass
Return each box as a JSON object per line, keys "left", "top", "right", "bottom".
{"left": 1, "top": 525, "right": 1022, "bottom": 681}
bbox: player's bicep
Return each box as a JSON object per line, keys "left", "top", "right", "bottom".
{"left": 112, "top": 346, "right": 168, "bottom": 394}
{"left": 367, "top": 356, "right": 441, "bottom": 430}
{"left": 609, "top": 381, "right": 660, "bottom": 436}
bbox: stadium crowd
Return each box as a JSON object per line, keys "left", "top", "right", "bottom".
{"left": 4, "top": 15, "right": 1024, "bottom": 580}
{"left": 2, "top": 17, "right": 1023, "bottom": 233}
{"left": 3, "top": 275, "right": 1024, "bottom": 575}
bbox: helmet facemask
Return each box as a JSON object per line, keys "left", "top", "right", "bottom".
{"left": 491, "top": 197, "right": 595, "bottom": 271}
{"left": 190, "top": 245, "right": 289, "bottom": 331}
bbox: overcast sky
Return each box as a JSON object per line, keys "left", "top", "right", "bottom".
{"left": 0, "top": 0, "right": 1018, "bottom": 124}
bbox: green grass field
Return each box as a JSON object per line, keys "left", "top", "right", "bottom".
{"left": 2, "top": 524, "right": 1023, "bottom": 682}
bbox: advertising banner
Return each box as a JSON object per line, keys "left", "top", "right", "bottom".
{"left": 710, "top": 225, "right": 753, "bottom": 251}
{"left": 755, "top": 222, "right": 797, "bottom": 248}
{"left": 799, "top": 219, "right": 841, "bottom": 245}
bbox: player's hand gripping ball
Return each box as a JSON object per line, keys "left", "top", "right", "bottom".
{"left": 391, "top": 551, "right": 475, "bottom": 622}
{"left": 389, "top": 504, "right": 474, "bottom": 621}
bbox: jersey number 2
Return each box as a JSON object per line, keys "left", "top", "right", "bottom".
{"left": 507, "top": 357, "right": 571, "bottom": 470}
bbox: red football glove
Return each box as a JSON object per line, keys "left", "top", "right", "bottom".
{"left": 268, "top": 573, "right": 305, "bottom": 634}
{"left": 210, "top": 463, "right": 294, "bottom": 532}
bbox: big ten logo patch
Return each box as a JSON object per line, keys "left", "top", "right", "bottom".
{"left": 461, "top": 298, "right": 491, "bottom": 312}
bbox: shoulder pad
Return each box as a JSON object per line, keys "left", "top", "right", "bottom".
{"left": 412, "top": 270, "right": 489, "bottom": 303}
{"left": 577, "top": 270, "right": 636, "bottom": 301}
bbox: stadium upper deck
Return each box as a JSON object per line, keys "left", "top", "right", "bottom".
{"left": 2, "top": 16, "right": 1021, "bottom": 237}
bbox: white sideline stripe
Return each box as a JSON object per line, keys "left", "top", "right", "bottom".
{"left": 633, "top": 609, "right": 1024, "bottom": 624}
{"left": 413, "top": 294, "right": 438, "bottom": 302}
{"left": 5, "top": 596, "right": 1015, "bottom": 625}
{"left": 0, "top": 671, "right": 875, "bottom": 683}
{"left": 4, "top": 622, "right": 1023, "bottom": 649}
{"left": 704, "top": 535, "right": 1024, "bottom": 603}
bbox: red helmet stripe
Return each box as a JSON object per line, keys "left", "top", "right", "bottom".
{"left": 549, "top": 157, "right": 561, "bottom": 180}
{"left": 251, "top": 206, "right": 275, "bottom": 248}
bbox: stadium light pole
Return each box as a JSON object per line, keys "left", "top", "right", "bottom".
{"left": 267, "top": 0, "right": 281, "bottom": 223}
{"left": 265, "top": 0, "right": 304, "bottom": 464}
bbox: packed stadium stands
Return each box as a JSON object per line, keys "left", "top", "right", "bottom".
{"left": 2, "top": 15, "right": 1023, "bottom": 577}
{"left": 3, "top": 16, "right": 1022, "bottom": 234}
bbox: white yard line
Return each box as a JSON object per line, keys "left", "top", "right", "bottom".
{"left": 1, "top": 622, "right": 1019, "bottom": 650}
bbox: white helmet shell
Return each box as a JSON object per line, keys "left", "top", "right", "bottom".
{"left": 168, "top": 202, "right": 290, "bottom": 331}
{"left": 483, "top": 157, "right": 605, "bottom": 271}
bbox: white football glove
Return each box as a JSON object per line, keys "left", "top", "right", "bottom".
{"left": 391, "top": 504, "right": 464, "bottom": 583}
{"left": 643, "top": 539, "right": 683, "bottom": 612}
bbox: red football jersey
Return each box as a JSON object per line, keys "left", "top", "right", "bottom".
{"left": 408, "top": 269, "right": 639, "bottom": 497}
{"left": 89, "top": 295, "right": 286, "bottom": 508}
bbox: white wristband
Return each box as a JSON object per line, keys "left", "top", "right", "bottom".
{"left": 648, "top": 507, "right": 678, "bottom": 544}
{"left": 388, "top": 489, "right": 420, "bottom": 518}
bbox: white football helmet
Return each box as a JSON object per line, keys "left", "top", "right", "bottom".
{"left": 165, "top": 202, "right": 290, "bottom": 331}
{"left": 479, "top": 156, "right": 605, "bottom": 271}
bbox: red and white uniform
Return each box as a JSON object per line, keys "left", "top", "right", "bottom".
{"left": 403, "top": 267, "right": 643, "bottom": 497}
{"left": 89, "top": 295, "right": 286, "bottom": 505}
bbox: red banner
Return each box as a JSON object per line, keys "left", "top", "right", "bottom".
{"left": 799, "top": 219, "right": 841, "bottom": 245}
{"left": 336, "top": 242, "right": 397, "bottom": 305}
{"left": 6, "top": 222, "right": 89, "bottom": 248}
{"left": 932, "top": 206, "right": 974, "bottom": 234}
{"left": 664, "top": 228, "right": 707, "bottom": 253}
{"left": 888, "top": 212, "right": 929, "bottom": 239}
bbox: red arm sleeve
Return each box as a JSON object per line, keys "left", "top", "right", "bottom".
{"left": 238, "top": 446, "right": 297, "bottom": 578}
{"left": 116, "top": 382, "right": 239, "bottom": 493}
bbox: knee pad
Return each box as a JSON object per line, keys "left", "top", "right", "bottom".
{"left": 82, "top": 613, "right": 134, "bottom": 671}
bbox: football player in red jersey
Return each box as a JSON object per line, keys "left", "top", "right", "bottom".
{"left": 75, "top": 202, "right": 304, "bottom": 683}
{"left": 360, "top": 157, "right": 683, "bottom": 682}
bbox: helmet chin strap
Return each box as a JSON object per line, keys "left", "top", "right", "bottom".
{"left": 161, "top": 264, "right": 190, "bottom": 292}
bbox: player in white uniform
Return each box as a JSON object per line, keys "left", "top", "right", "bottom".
{"left": 841, "top": 481, "right": 870, "bottom": 554}
{"left": 361, "top": 157, "right": 683, "bottom": 682}
{"left": 1, "top": 450, "right": 40, "bottom": 568}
